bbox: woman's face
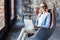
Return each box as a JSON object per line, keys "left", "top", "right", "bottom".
{"left": 40, "top": 3, "right": 46, "bottom": 12}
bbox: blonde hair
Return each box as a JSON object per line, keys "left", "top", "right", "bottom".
{"left": 39, "top": 2, "right": 48, "bottom": 12}
{"left": 34, "top": 2, "right": 48, "bottom": 16}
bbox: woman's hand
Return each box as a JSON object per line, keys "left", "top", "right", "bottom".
{"left": 34, "top": 25, "right": 42, "bottom": 29}
{"left": 49, "top": 23, "right": 54, "bottom": 29}
{"left": 34, "top": 25, "right": 48, "bottom": 29}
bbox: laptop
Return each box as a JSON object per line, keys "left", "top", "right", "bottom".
{"left": 24, "top": 19, "right": 34, "bottom": 30}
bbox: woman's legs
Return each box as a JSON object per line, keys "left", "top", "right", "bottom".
{"left": 21, "top": 32, "right": 28, "bottom": 40}
{"left": 26, "top": 28, "right": 49, "bottom": 40}
{"left": 21, "top": 29, "right": 36, "bottom": 40}
{"left": 17, "top": 28, "right": 36, "bottom": 40}
{"left": 32, "top": 28, "right": 49, "bottom": 40}
{"left": 17, "top": 28, "right": 26, "bottom": 40}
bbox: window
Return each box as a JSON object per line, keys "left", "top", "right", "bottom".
{"left": 0, "top": 0, "right": 5, "bottom": 30}
{"left": 11, "top": 0, "right": 14, "bottom": 20}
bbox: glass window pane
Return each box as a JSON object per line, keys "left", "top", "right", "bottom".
{"left": 0, "top": 0, "right": 5, "bottom": 30}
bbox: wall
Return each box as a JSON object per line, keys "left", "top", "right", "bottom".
{"left": 46, "top": 0, "right": 60, "bottom": 21}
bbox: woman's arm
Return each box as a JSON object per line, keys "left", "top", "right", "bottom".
{"left": 42, "top": 13, "right": 50, "bottom": 28}
{"left": 49, "top": 9, "right": 54, "bottom": 29}
{"left": 34, "top": 13, "right": 50, "bottom": 29}
{"left": 34, "top": 25, "right": 48, "bottom": 29}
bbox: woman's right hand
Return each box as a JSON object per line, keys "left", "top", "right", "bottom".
{"left": 34, "top": 25, "right": 42, "bottom": 30}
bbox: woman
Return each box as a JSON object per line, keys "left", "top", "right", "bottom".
{"left": 30, "top": 2, "right": 51, "bottom": 40}
{"left": 17, "top": 2, "right": 51, "bottom": 40}
{"left": 34, "top": 2, "right": 50, "bottom": 28}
